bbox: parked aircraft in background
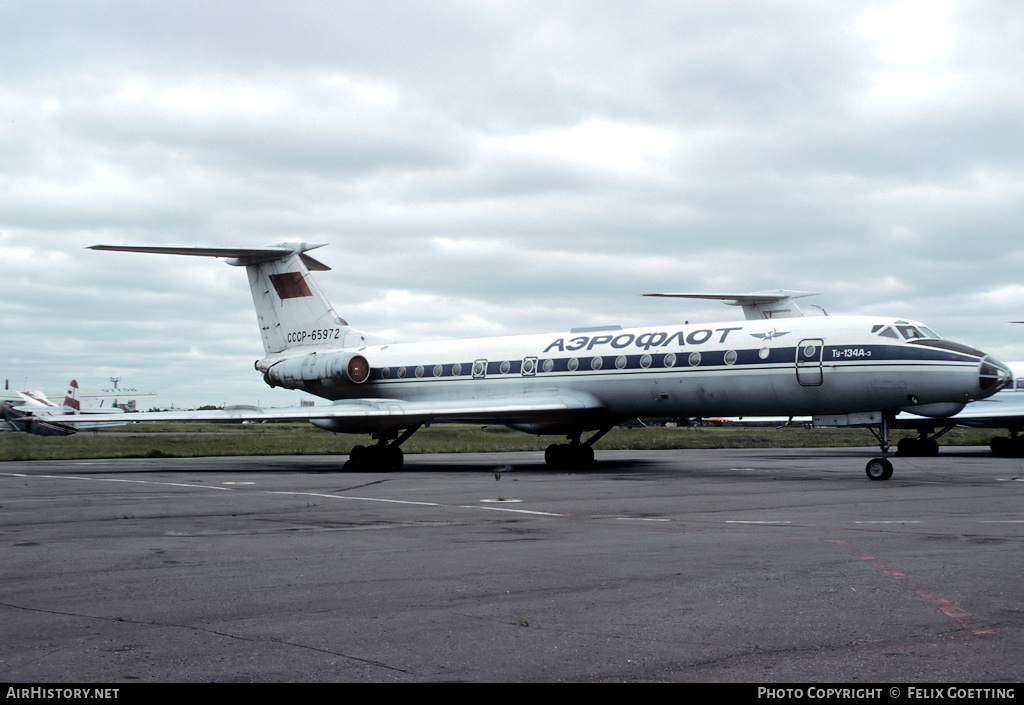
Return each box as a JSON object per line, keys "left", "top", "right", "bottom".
{"left": 0, "top": 380, "right": 126, "bottom": 435}
{"left": 641, "top": 289, "right": 820, "bottom": 320}
{"left": 31, "top": 243, "right": 1011, "bottom": 480}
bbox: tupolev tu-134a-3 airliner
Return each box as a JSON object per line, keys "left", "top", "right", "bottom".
{"left": 45, "top": 242, "right": 1008, "bottom": 481}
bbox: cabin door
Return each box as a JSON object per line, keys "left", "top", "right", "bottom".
{"left": 796, "top": 339, "right": 824, "bottom": 386}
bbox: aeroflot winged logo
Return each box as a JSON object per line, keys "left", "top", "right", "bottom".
{"left": 750, "top": 329, "right": 790, "bottom": 342}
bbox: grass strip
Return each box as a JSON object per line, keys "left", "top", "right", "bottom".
{"left": 0, "top": 422, "right": 1000, "bottom": 462}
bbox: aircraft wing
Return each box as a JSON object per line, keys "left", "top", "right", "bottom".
{"left": 22, "top": 391, "right": 608, "bottom": 432}
{"left": 896, "top": 395, "right": 1024, "bottom": 430}
{"left": 643, "top": 290, "right": 819, "bottom": 320}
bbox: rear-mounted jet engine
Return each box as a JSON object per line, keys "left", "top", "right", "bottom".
{"left": 261, "top": 352, "right": 370, "bottom": 392}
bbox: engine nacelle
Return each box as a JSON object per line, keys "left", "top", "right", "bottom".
{"left": 262, "top": 352, "right": 370, "bottom": 391}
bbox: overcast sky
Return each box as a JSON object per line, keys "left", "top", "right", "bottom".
{"left": 3, "top": 0, "right": 1024, "bottom": 409}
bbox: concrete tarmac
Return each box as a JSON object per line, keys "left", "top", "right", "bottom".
{"left": 1, "top": 447, "right": 1022, "bottom": 683}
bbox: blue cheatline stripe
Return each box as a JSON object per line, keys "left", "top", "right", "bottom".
{"left": 367, "top": 344, "right": 980, "bottom": 383}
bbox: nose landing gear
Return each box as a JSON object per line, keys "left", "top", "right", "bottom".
{"left": 866, "top": 412, "right": 895, "bottom": 481}
{"left": 865, "top": 456, "right": 893, "bottom": 481}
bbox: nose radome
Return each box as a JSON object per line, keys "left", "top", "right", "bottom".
{"left": 979, "top": 356, "right": 1012, "bottom": 397}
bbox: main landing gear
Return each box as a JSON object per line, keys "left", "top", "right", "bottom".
{"left": 990, "top": 431, "right": 1024, "bottom": 457}
{"left": 896, "top": 436, "right": 941, "bottom": 457}
{"left": 343, "top": 425, "right": 421, "bottom": 471}
{"left": 895, "top": 423, "right": 955, "bottom": 457}
{"left": 544, "top": 426, "right": 612, "bottom": 469}
{"left": 865, "top": 413, "right": 895, "bottom": 481}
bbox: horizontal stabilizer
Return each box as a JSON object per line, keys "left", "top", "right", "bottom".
{"left": 88, "top": 244, "right": 332, "bottom": 271}
{"left": 91, "top": 242, "right": 366, "bottom": 355}
{"left": 644, "top": 290, "right": 819, "bottom": 320}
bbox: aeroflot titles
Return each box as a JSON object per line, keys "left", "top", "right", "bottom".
{"left": 543, "top": 327, "right": 745, "bottom": 353}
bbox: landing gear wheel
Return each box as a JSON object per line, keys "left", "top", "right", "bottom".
{"left": 991, "top": 436, "right": 1009, "bottom": 456}
{"left": 544, "top": 443, "right": 566, "bottom": 468}
{"left": 865, "top": 458, "right": 893, "bottom": 481}
{"left": 897, "top": 437, "right": 940, "bottom": 457}
{"left": 343, "top": 444, "right": 404, "bottom": 471}
{"left": 544, "top": 443, "right": 595, "bottom": 469}
{"left": 990, "top": 436, "right": 1024, "bottom": 457}
{"left": 343, "top": 445, "right": 369, "bottom": 470}
{"left": 381, "top": 445, "right": 404, "bottom": 471}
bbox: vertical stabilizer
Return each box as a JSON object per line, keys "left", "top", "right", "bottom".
{"left": 62, "top": 380, "right": 81, "bottom": 411}
{"left": 89, "top": 243, "right": 393, "bottom": 356}
{"left": 238, "top": 243, "right": 392, "bottom": 354}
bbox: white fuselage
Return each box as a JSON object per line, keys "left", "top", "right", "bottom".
{"left": 258, "top": 315, "right": 1006, "bottom": 432}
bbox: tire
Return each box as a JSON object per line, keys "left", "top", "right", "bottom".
{"left": 865, "top": 458, "right": 893, "bottom": 481}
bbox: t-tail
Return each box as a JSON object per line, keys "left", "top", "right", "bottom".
{"left": 89, "top": 243, "right": 393, "bottom": 356}
{"left": 62, "top": 380, "right": 81, "bottom": 411}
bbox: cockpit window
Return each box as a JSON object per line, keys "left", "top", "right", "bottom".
{"left": 874, "top": 322, "right": 939, "bottom": 340}
{"left": 896, "top": 324, "right": 936, "bottom": 340}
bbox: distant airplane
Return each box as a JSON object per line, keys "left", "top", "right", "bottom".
{"left": 1, "top": 380, "right": 126, "bottom": 435}
{"left": 895, "top": 362, "right": 1024, "bottom": 456}
{"left": 37, "top": 242, "right": 1010, "bottom": 480}
{"left": 642, "top": 289, "right": 820, "bottom": 319}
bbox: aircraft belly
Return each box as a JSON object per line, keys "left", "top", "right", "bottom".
{"left": 822, "top": 361, "right": 979, "bottom": 412}
{"left": 573, "top": 368, "right": 788, "bottom": 418}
